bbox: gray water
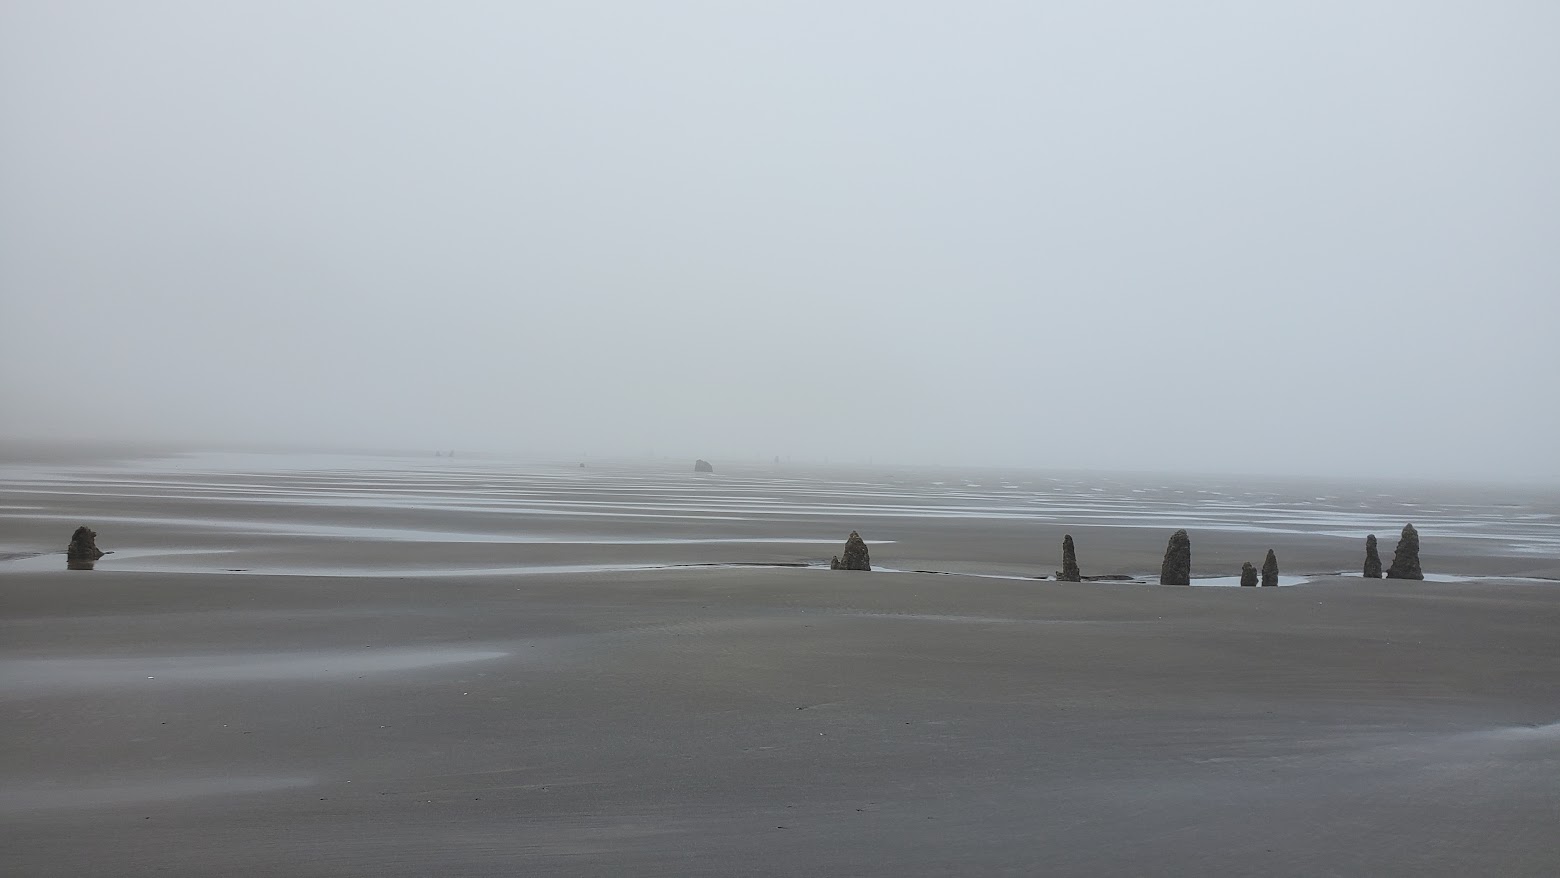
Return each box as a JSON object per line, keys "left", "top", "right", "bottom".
{"left": 2, "top": 450, "right": 1556, "bottom": 580}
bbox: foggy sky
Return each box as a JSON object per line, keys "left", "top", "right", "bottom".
{"left": 3, "top": 1, "right": 1557, "bottom": 480}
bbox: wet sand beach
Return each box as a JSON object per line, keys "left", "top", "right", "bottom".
{"left": 3, "top": 450, "right": 1558, "bottom": 876}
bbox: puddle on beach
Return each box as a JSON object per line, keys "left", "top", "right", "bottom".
{"left": 1474, "top": 721, "right": 1560, "bottom": 744}
{"left": 889, "top": 567, "right": 1307, "bottom": 587}
{"left": 1190, "top": 574, "right": 1312, "bottom": 588}
{"left": 1420, "top": 572, "right": 1559, "bottom": 584}
{"left": 0, "top": 546, "right": 837, "bottom": 579}
{"left": 0, "top": 776, "right": 315, "bottom": 813}
{"left": 0, "top": 548, "right": 237, "bottom": 574}
{"left": 0, "top": 647, "right": 510, "bottom": 690}
{"left": 1357, "top": 720, "right": 1560, "bottom": 774}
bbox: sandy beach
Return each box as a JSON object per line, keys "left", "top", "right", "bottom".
{"left": 8, "top": 0, "right": 1557, "bottom": 872}
{"left": 3, "top": 449, "right": 1558, "bottom": 876}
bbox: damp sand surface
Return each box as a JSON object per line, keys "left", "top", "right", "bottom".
{"left": 2, "top": 449, "right": 1559, "bottom": 876}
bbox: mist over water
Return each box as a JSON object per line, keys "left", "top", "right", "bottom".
{"left": 2, "top": 2, "right": 1557, "bottom": 481}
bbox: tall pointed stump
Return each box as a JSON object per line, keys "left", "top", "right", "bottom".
{"left": 1386, "top": 524, "right": 1423, "bottom": 580}
{"left": 1160, "top": 530, "right": 1191, "bottom": 585}
{"left": 1363, "top": 534, "right": 1383, "bottom": 579}
{"left": 1057, "top": 535, "right": 1082, "bottom": 582}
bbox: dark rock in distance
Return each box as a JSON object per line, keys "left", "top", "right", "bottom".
{"left": 1240, "top": 562, "right": 1258, "bottom": 587}
{"left": 833, "top": 531, "right": 871, "bottom": 571}
{"left": 1160, "top": 529, "right": 1191, "bottom": 585}
{"left": 1056, "top": 534, "right": 1082, "bottom": 582}
{"left": 1363, "top": 534, "right": 1383, "bottom": 578}
{"left": 1386, "top": 523, "right": 1423, "bottom": 580}
{"left": 67, "top": 526, "right": 104, "bottom": 570}
{"left": 694, "top": 459, "right": 714, "bottom": 473}
{"left": 1261, "top": 549, "right": 1279, "bottom": 587}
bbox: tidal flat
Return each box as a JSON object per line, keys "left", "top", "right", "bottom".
{"left": 2, "top": 449, "right": 1558, "bottom": 876}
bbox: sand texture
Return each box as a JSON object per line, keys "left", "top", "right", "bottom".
{"left": 2, "top": 450, "right": 1558, "bottom": 876}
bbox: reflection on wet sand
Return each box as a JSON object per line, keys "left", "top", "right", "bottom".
{"left": 0, "top": 648, "right": 510, "bottom": 690}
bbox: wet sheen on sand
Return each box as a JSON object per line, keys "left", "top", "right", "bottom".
{"left": 1, "top": 450, "right": 1557, "bottom": 877}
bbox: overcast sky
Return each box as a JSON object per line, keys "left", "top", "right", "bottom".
{"left": 2, "top": 1, "right": 1556, "bottom": 480}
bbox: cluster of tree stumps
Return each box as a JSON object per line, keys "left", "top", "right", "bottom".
{"left": 683, "top": 460, "right": 1410, "bottom": 586}
{"left": 1046, "top": 523, "right": 1426, "bottom": 586}
{"left": 1232, "top": 551, "right": 1279, "bottom": 587}
{"left": 58, "top": 517, "right": 1430, "bottom": 583}
{"left": 826, "top": 525, "right": 1428, "bottom": 584}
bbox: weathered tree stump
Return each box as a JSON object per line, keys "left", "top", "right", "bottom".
{"left": 1261, "top": 549, "right": 1279, "bottom": 587}
{"left": 1057, "top": 534, "right": 1082, "bottom": 582}
{"left": 1160, "top": 530, "right": 1191, "bottom": 585}
{"left": 833, "top": 531, "right": 871, "bottom": 571}
{"left": 1363, "top": 534, "right": 1382, "bottom": 579}
{"left": 66, "top": 526, "right": 104, "bottom": 570}
{"left": 1386, "top": 523, "right": 1423, "bottom": 580}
